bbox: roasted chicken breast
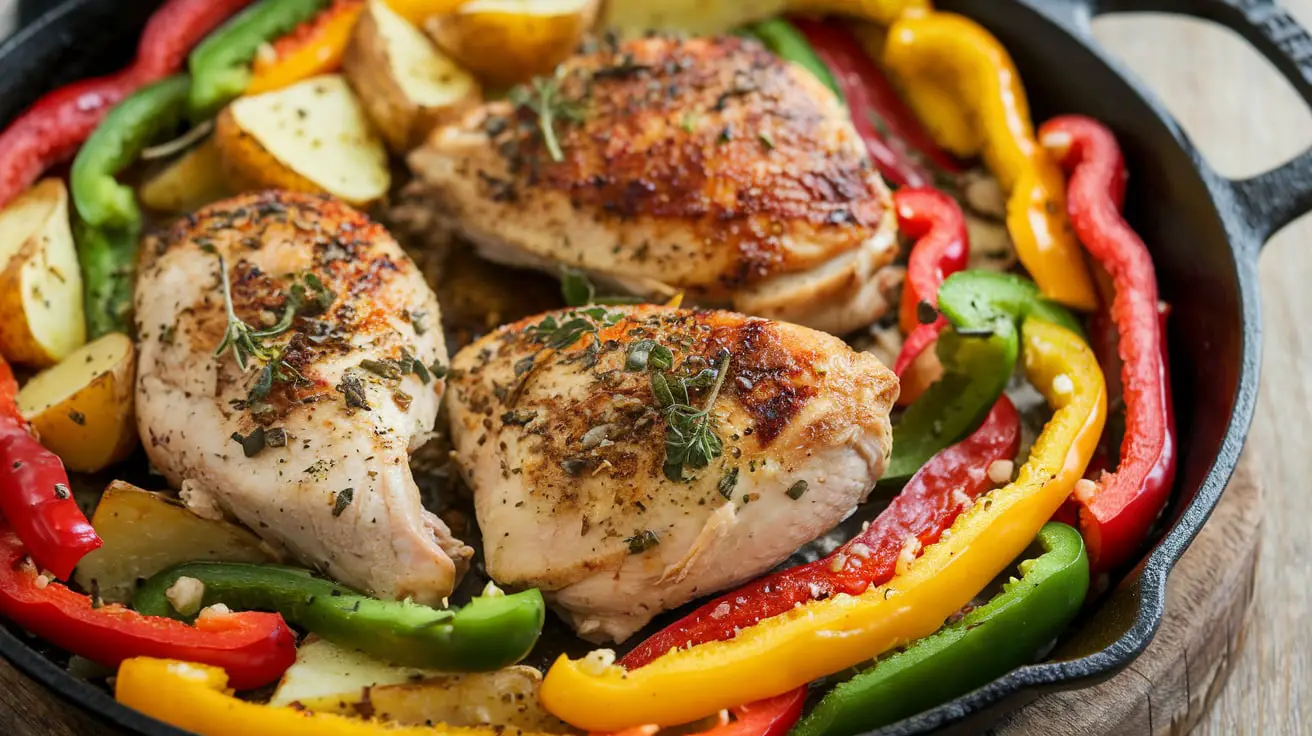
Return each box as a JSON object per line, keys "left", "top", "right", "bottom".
{"left": 404, "top": 35, "right": 899, "bottom": 335}
{"left": 447, "top": 305, "right": 898, "bottom": 641}
{"left": 135, "top": 190, "right": 469, "bottom": 605}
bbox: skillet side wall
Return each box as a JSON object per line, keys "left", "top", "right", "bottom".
{"left": 0, "top": 1, "right": 1256, "bottom": 735}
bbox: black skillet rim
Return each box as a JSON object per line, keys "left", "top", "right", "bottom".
{"left": 0, "top": 0, "right": 1266, "bottom": 734}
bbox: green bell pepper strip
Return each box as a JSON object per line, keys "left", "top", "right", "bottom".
{"left": 745, "top": 19, "right": 845, "bottom": 103}
{"left": 71, "top": 74, "right": 192, "bottom": 338}
{"left": 188, "top": 0, "right": 331, "bottom": 117}
{"left": 70, "top": 73, "right": 191, "bottom": 231}
{"left": 884, "top": 270, "right": 1082, "bottom": 484}
{"left": 792, "top": 522, "right": 1089, "bottom": 736}
{"left": 133, "top": 562, "right": 546, "bottom": 672}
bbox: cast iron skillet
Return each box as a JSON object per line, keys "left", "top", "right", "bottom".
{"left": 0, "top": 0, "right": 1308, "bottom": 733}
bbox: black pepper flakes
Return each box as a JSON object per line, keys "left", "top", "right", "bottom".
{"left": 67, "top": 410, "right": 86, "bottom": 426}
{"left": 53, "top": 483, "right": 70, "bottom": 500}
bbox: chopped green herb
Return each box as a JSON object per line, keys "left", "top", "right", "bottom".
{"left": 360, "top": 359, "right": 401, "bottom": 379}
{"left": 231, "top": 427, "right": 267, "bottom": 458}
{"left": 718, "top": 467, "right": 739, "bottom": 500}
{"left": 264, "top": 428, "right": 288, "bottom": 448}
{"left": 655, "top": 353, "right": 732, "bottom": 482}
{"left": 626, "top": 340, "right": 674, "bottom": 372}
{"left": 786, "top": 480, "right": 809, "bottom": 500}
{"left": 335, "top": 372, "right": 370, "bottom": 411}
{"left": 758, "top": 132, "right": 776, "bottom": 150}
{"left": 508, "top": 68, "right": 585, "bottom": 163}
{"left": 332, "top": 488, "right": 355, "bottom": 517}
{"left": 561, "top": 267, "right": 596, "bottom": 307}
{"left": 625, "top": 530, "right": 660, "bottom": 554}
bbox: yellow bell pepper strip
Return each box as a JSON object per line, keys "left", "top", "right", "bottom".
{"left": 786, "top": 0, "right": 932, "bottom": 25}
{"left": 246, "top": 0, "right": 364, "bottom": 94}
{"left": 116, "top": 657, "right": 551, "bottom": 736}
{"left": 882, "top": 12, "right": 1098, "bottom": 311}
{"left": 539, "top": 318, "right": 1105, "bottom": 732}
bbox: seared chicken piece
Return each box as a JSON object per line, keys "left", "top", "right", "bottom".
{"left": 135, "top": 191, "right": 469, "bottom": 605}
{"left": 405, "top": 35, "right": 899, "bottom": 335}
{"left": 447, "top": 305, "right": 898, "bottom": 641}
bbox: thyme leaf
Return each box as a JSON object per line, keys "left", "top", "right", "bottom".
{"left": 654, "top": 353, "right": 731, "bottom": 482}
{"left": 509, "top": 68, "right": 585, "bottom": 163}
{"left": 212, "top": 254, "right": 315, "bottom": 402}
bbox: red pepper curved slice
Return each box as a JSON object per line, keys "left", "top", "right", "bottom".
{"left": 790, "top": 18, "right": 961, "bottom": 188}
{"left": 0, "top": 0, "right": 255, "bottom": 209}
{"left": 1040, "top": 115, "right": 1177, "bottom": 573}
{"left": 889, "top": 188, "right": 968, "bottom": 405}
{"left": 0, "top": 359, "right": 101, "bottom": 580}
{"left": 0, "top": 525, "right": 295, "bottom": 689}
{"left": 621, "top": 396, "right": 1020, "bottom": 669}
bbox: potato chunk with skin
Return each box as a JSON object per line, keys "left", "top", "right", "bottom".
{"left": 215, "top": 75, "right": 390, "bottom": 207}
{"left": 17, "top": 332, "right": 136, "bottom": 473}
{"left": 344, "top": 0, "right": 482, "bottom": 153}
{"left": 426, "top": 0, "right": 600, "bottom": 86}
{"left": 72, "top": 481, "right": 275, "bottom": 604}
{"left": 0, "top": 178, "right": 86, "bottom": 367}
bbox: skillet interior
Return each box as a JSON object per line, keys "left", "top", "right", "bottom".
{"left": 0, "top": 1, "right": 1262, "bottom": 734}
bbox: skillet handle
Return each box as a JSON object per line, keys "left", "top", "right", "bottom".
{"left": 1038, "top": 0, "right": 1312, "bottom": 245}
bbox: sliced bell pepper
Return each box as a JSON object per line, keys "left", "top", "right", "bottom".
{"left": 382, "top": 0, "right": 465, "bottom": 26}
{"left": 0, "top": 0, "right": 253, "bottom": 209}
{"left": 623, "top": 395, "right": 1019, "bottom": 669}
{"left": 134, "top": 561, "right": 545, "bottom": 671}
{"left": 247, "top": 0, "right": 365, "bottom": 94}
{"left": 71, "top": 73, "right": 193, "bottom": 338}
{"left": 793, "top": 522, "right": 1090, "bottom": 736}
{"left": 746, "top": 19, "right": 846, "bottom": 102}
{"left": 1040, "top": 115, "right": 1177, "bottom": 573}
{"left": 0, "top": 526, "right": 294, "bottom": 689}
{"left": 116, "top": 657, "right": 546, "bottom": 736}
{"left": 188, "top": 0, "right": 333, "bottom": 117}
{"left": 598, "top": 689, "right": 807, "bottom": 736}
{"left": 0, "top": 358, "right": 101, "bottom": 580}
{"left": 890, "top": 187, "right": 968, "bottom": 404}
{"left": 882, "top": 12, "right": 1097, "bottom": 310}
{"left": 791, "top": 19, "right": 960, "bottom": 188}
{"left": 539, "top": 318, "right": 1105, "bottom": 731}
{"left": 789, "top": 0, "right": 932, "bottom": 26}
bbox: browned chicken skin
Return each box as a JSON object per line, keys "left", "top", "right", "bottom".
{"left": 447, "top": 305, "right": 898, "bottom": 641}
{"left": 405, "top": 35, "right": 899, "bottom": 335}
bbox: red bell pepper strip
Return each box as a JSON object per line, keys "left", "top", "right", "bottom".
{"left": 1039, "top": 115, "right": 1177, "bottom": 573}
{"left": 0, "top": 359, "right": 101, "bottom": 580}
{"left": 621, "top": 396, "right": 1020, "bottom": 669}
{"left": 134, "top": 0, "right": 259, "bottom": 80}
{"left": 790, "top": 18, "right": 961, "bottom": 188}
{"left": 0, "top": 524, "right": 295, "bottom": 689}
{"left": 0, "top": 0, "right": 254, "bottom": 209}
{"left": 601, "top": 689, "right": 806, "bottom": 736}
{"left": 890, "top": 189, "right": 967, "bottom": 406}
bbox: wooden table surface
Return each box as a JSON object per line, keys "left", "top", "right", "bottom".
{"left": 1, "top": 4, "right": 1311, "bottom": 735}
{"left": 1089, "top": 7, "right": 1312, "bottom": 734}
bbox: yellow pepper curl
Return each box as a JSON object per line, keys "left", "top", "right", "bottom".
{"left": 540, "top": 319, "right": 1105, "bottom": 732}
{"left": 883, "top": 12, "right": 1099, "bottom": 310}
{"left": 787, "top": 0, "right": 932, "bottom": 25}
{"left": 116, "top": 657, "right": 549, "bottom": 736}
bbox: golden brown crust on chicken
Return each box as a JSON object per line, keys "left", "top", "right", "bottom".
{"left": 447, "top": 304, "right": 898, "bottom": 640}
{"left": 405, "top": 35, "right": 898, "bottom": 334}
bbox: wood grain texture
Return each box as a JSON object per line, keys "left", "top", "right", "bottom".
{"left": 1, "top": 4, "right": 1310, "bottom": 736}
{"left": 1091, "top": 9, "right": 1312, "bottom": 734}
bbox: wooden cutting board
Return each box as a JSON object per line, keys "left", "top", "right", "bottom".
{"left": 0, "top": 450, "right": 1262, "bottom": 736}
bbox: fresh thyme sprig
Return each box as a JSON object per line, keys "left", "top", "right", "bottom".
{"left": 651, "top": 352, "right": 732, "bottom": 482}
{"left": 509, "top": 68, "right": 585, "bottom": 163}
{"left": 213, "top": 254, "right": 328, "bottom": 401}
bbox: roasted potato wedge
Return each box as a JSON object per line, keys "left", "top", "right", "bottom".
{"left": 272, "top": 639, "right": 569, "bottom": 731}
{"left": 214, "top": 75, "right": 391, "bottom": 207}
{"left": 427, "top": 0, "right": 600, "bottom": 87}
{"left": 72, "top": 481, "right": 275, "bottom": 604}
{"left": 17, "top": 332, "right": 135, "bottom": 473}
{"left": 138, "top": 138, "right": 231, "bottom": 214}
{"left": 344, "top": 0, "right": 481, "bottom": 153}
{"left": 0, "top": 178, "right": 86, "bottom": 367}
{"left": 598, "top": 0, "right": 786, "bottom": 37}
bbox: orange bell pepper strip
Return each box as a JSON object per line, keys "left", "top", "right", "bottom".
{"left": 383, "top": 0, "right": 465, "bottom": 25}
{"left": 116, "top": 657, "right": 550, "bottom": 736}
{"left": 246, "top": 0, "right": 364, "bottom": 95}
{"left": 539, "top": 319, "right": 1105, "bottom": 731}
{"left": 787, "top": 0, "right": 932, "bottom": 25}
{"left": 882, "top": 12, "right": 1098, "bottom": 311}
